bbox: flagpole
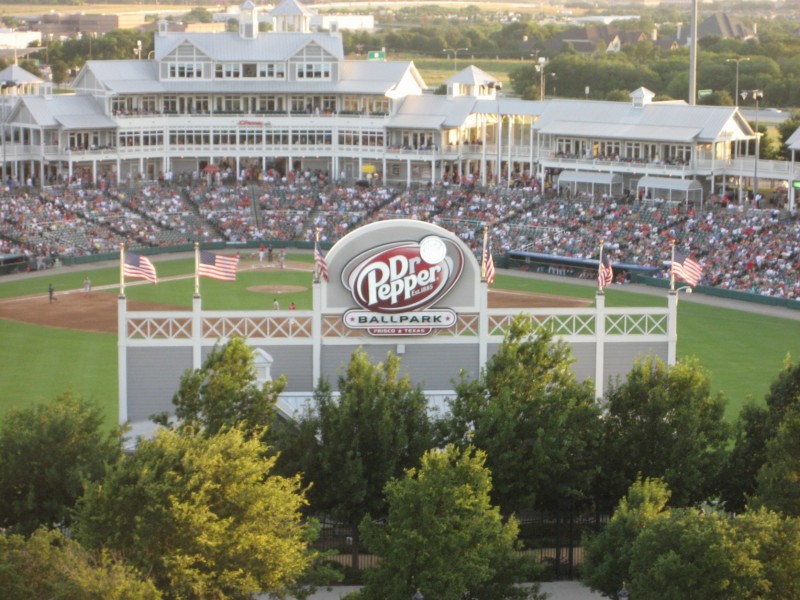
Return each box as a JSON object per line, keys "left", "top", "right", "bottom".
{"left": 481, "top": 225, "right": 488, "bottom": 281}
{"left": 119, "top": 242, "right": 125, "bottom": 297}
{"left": 194, "top": 242, "right": 200, "bottom": 298}
{"left": 670, "top": 240, "right": 676, "bottom": 292}
{"left": 597, "top": 239, "right": 605, "bottom": 292}
{"left": 314, "top": 227, "right": 321, "bottom": 283}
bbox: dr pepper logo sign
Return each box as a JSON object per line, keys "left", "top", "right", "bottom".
{"left": 342, "top": 236, "right": 464, "bottom": 336}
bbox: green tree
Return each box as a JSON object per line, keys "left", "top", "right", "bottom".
{"left": 722, "top": 355, "right": 800, "bottom": 510}
{"left": 440, "top": 316, "right": 601, "bottom": 513}
{"left": 75, "top": 426, "right": 314, "bottom": 600}
{"left": 162, "top": 336, "right": 285, "bottom": 436}
{"left": 271, "top": 349, "right": 433, "bottom": 566}
{"left": 733, "top": 508, "right": 800, "bottom": 599}
{"left": 0, "top": 528, "right": 160, "bottom": 599}
{"left": 754, "top": 412, "right": 800, "bottom": 516}
{"left": 581, "top": 477, "right": 671, "bottom": 598}
{"left": 599, "top": 356, "right": 730, "bottom": 506}
{"left": 629, "top": 506, "right": 767, "bottom": 600}
{"left": 720, "top": 403, "right": 769, "bottom": 511}
{"left": 0, "top": 392, "right": 122, "bottom": 535}
{"left": 358, "top": 445, "right": 544, "bottom": 600}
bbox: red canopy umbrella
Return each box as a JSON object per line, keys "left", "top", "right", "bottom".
{"left": 203, "top": 164, "right": 220, "bottom": 173}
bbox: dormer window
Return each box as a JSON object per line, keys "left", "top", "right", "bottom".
{"left": 168, "top": 63, "right": 203, "bottom": 79}
{"left": 252, "top": 349, "right": 274, "bottom": 385}
{"left": 297, "top": 62, "right": 331, "bottom": 80}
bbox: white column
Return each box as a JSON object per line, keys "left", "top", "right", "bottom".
{"left": 667, "top": 291, "right": 678, "bottom": 365}
{"left": 478, "top": 280, "right": 489, "bottom": 368}
{"left": 192, "top": 295, "right": 203, "bottom": 369}
{"left": 312, "top": 281, "right": 322, "bottom": 383}
{"left": 117, "top": 295, "right": 128, "bottom": 424}
{"left": 594, "top": 291, "right": 606, "bottom": 401}
{"left": 506, "top": 116, "right": 513, "bottom": 186}
{"left": 481, "top": 115, "right": 488, "bottom": 186}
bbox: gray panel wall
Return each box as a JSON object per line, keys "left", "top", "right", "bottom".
{"left": 322, "top": 343, "right": 480, "bottom": 389}
{"left": 604, "top": 341, "right": 669, "bottom": 385}
{"left": 127, "top": 347, "right": 192, "bottom": 422}
{"left": 256, "top": 344, "right": 313, "bottom": 391}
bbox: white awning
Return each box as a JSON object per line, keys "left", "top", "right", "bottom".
{"left": 557, "top": 171, "right": 624, "bottom": 186}
{"left": 637, "top": 176, "right": 702, "bottom": 192}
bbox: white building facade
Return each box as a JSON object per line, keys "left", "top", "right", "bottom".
{"left": 0, "top": 0, "right": 797, "bottom": 210}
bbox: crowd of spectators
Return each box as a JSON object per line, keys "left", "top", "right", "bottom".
{"left": 0, "top": 179, "right": 797, "bottom": 301}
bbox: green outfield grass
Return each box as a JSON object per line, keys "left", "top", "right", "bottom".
{"left": 1, "top": 259, "right": 797, "bottom": 428}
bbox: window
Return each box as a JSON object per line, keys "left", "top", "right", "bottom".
{"left": 168, "top": 63, "right": 202, "bottom": 79}
{"left": 259, "top": 63, "right": 285, "bottom": 79}
{"left": 297, "top": 62, "right": 331, "bottom": 80}
{"left": 290, "top": 96, "right": 308, "bottom": 113}
{"left": 242, "top": 63, "right": 257, "bottom": 78}
{"left": 163, "top": 96, "right": 178, "bottom": 114}
{"left": 214, "top": 64, "right": 241, "bottom": 79}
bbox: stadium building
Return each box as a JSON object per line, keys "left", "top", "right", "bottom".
{"left": 0, "top": 0, "right": 798, "bottom": 210}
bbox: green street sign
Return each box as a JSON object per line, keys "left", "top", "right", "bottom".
{"left": 698, "top": 89, "right": 713, "bottom": 98}
{"left": 367, "top": 51, "right": 385, "bottom": 61}
{"left": 792, "top": 180, "right": 800, "bottom": 190}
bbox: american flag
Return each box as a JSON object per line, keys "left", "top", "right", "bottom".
{"left": 314, "top": 240, "right": 329, "bottom": 281}
{"left": 597, "top": 254, "right": 613, "bottom": 289}
{"left": 199, "top": 251, "right": 239, "bottom": 281}
{"left": 483, "top": 242, "right": 496, "bottom": 285}
{"left": 672, "top": 251, "right": 703, "bottom": 287}
{"left": 123, "top": 252, "right": 157, "bottom": 283}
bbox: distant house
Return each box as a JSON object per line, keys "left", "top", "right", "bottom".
{"left": 677, "top": 12, "right": 757, "bottom": 45}
{"left": 544, "top": 24, "right": 666, "bottom": 56}
{"left": 545, "top": 25, "right": 621, "bottom": 55}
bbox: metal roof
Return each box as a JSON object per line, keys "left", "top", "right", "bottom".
{"left": 539, "top": 120, "right": 701, "bottom": 143}
{"left": 154, "top": 32, "right": 344, "bottom": 62}
{"left": 13, "top": 95, "right": 108, "bottom": 128}
{"left": 535, "top": 98, "right": 739, "bottom": 142}
{"left": 386, "top": 114, "right": 446, "bottom": 129}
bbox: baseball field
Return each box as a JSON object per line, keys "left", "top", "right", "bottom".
{"left": 0, "top": 252, "right": 797, "bottom": 430}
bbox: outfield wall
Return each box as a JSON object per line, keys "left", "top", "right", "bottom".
{"left": 118, "top": 221, "right": 676, "bottom": 434}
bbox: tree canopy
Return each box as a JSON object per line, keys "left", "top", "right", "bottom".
{"left": 358, "top": 445, "right": 543, "bottom": 600}
{"left": 599, "top": 356, "right": 730, "bottom": 506}
{"left": 163, "top": 335, "right": 285, "bottom": 437}
{"left": 272, "top": 349, "right": 433, "bottom": 527}
{"left": 0, "top": 392, "right": 122, "bottom": 535}
{"left": 0, "top": 528, "right": 160, "bottom": 600}
{"left": 439, "top": 316, "right": 601, "bottom": 513}
{"left": 75, "top": 426, "right": 314, "bottom": 600}
{"left": 581, "top": 477, "right": 671, "bottom": 598}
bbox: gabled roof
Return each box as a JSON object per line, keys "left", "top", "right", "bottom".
{"left": 269, "top": 0, "right": 312, "bottom": 17}
{"left": 0, "top": 64, "right": 42, "bottom": 84}
{"left": 390, "top": 94, "right": 477, "bottom": 129}
{"left": 10, "top": 95, "right": 115, "bottom": 129}
{"left": 699, "top": 12, "right": 756, "bottom": 41}
{"left": 76, "top": 60, "right": 158, "bottom": 92}
{"left": 154, "top": 31, "right": 344, "bottom": 62}
{"left": 533, "top": 98, "right": 742, "bottom": 143}
{"left": 445, "top": 65, "right": 496, "bottom": 87}
{"left": 785, "top": 127, "right": 800, "bottom": 151}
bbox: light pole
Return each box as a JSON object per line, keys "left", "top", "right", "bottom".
{"left": 741, "top": 89, "right": 763, "bottom": 200}
{"left": 726, "top": 57, "right": 750, "bottom": 106}
{"left": 535, "top": 57, "right": 547, "bottom": 100}
{"left": 442, "top": 47, "right": 468, "bottom": 73}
